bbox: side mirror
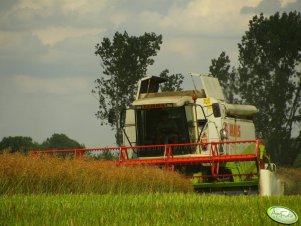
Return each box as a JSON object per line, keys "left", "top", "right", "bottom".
{"left": 212, "top": 103, "right": 221, "bottom": 118}
{"left": 220, "top": 128, "right": 228, "bottom": 140}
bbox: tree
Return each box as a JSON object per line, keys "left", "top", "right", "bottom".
{"left": 159, "top": 69, "right": 184, "bottom": 92}
{"left": 292, "top": 136, "right": 301, "bottom": 167}
{"left": 237, "top": 12, "right": 301, "bottom": 164}
{"left": 92, "top": 31, "right": 163, "bottom": 145}
{"left": 209, "top": 51, "right": 237, "bottom": 103}
{"left": 40, "top": 133, "right": 84, "bottom": 150}
{"left": 0, "top": 136, "right": 38, "bottom": 154}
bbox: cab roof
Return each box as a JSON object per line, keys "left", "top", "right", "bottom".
{"left": 131, "top": 95, "right": 194, "bottom": 108}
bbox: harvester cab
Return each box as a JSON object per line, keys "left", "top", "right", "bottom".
{"left": 123, "top": 75, "right": 257, "bottom": 154}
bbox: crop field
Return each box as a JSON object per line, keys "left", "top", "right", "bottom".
{"left": 1, "top": 194, "right": 300, "bottom": 225}
{"left": 0, "top": 154, "right": 300, "bottom": 225}
{"left": 0, "top": 153, "right": 192, "bottom": 194}
{"left": 277, "top": 167, "right": 301, "bottom": 195}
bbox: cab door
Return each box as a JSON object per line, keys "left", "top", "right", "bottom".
{"left": 123, "top": 109, "right": 137, "bottom": 148}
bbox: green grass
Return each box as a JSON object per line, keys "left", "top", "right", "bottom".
{"left": 0, "top": 194, "right": 300, "bottom": 226}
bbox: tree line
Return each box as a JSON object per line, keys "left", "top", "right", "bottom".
{"left": 93, "top": 11, "right": 301, "bottom": 166}
{"left": 0, "top": 134, "right": 84, "bottom": 154}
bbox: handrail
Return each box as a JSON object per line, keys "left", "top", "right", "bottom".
{"left": 31, "top": 140, "right": 261, "bottom": 155}
{"left": 31, "top": 140, "right": 262, "bottom": 164}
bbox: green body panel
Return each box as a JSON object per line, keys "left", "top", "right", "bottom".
{"left": 192, "top": 143, "right": 260, "bottom": 191}
{"left": 193, "top": 180, "right": 258, "bottom": 189}
{"left": 225, "top": 143, "right": 258, "bottom": 182}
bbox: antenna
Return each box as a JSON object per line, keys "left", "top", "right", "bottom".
{"left": 189, "top": 72, "right": 200, "bottom": 91}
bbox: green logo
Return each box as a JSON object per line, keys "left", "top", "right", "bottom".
{"left": 267, "top": 206, "right": 298, "bottom": 225}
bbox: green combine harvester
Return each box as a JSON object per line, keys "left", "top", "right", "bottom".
{"left": 120, "top": 74, "right": 283, "bottom": 195}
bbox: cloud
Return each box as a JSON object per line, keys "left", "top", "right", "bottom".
{"left": 241, "top": 0, "right": 282, "bottom": 14}
{"left": 0, "top": 30, "right": 52, "bottom": 78}
{"left": 0, "top": 30, "right": 101, "bottom": 83}
{"left": 61, "top": 0, "right": 107, "bottom": 15}
{"left": 13, "top": 75, "right": 90, "bottom": 95}
{"left": 0, "top": 0, "right": 109, "bottom": 31}
{"left": 0, "top": 30, "right": 25, "bottom": 46}
{"left": 131, "top": 0, "right": 262, "bottom": 75}
{"left": 0, "top": 0, "right": 18, "bottom": 13}
{"left": 163, "top": 37, "right": 196, "bottom": 56}
{"left": 32, "top": 26, "right": 104, "bottom": 46}
{"left": 12, "top": 0, "right": 107, "bottom": 15}
{"left": 138, "top": 0, "right": 261, "bottom": 37}
{"left": 241, "top": 0, "right": 301, "bottom": 14}
{"left": 280, "top": 0, "right": 298, "bottom": 7}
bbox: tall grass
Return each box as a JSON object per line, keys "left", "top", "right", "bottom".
{"left": 0, "top": 153, "right": 193, "bottom": 194}
{"left": 277, "top": 167, "right": 301, "bottom": 195}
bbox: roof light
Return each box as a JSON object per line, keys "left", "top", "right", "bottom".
{"left": 133, "top": 103, "right": 174, "bottom": 109}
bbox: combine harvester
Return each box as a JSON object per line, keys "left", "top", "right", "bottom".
{"left": 32, "top": 75, "right": 283, "bottom": 195}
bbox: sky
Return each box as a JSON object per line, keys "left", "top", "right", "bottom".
{"left": 0, "top": 0, "right": 300, "bottom": 147}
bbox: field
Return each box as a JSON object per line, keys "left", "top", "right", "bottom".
{"left": 1, "top": 194, "right": 300, "bottom": 225}
{"left": 277, "top": 167, "right": 301, "bottom": 195}
{"left": 0, "top": 153, "right": 192, "bottom": 194}
{"left": 0, "top": 154, "right": 300, "bottom": 225}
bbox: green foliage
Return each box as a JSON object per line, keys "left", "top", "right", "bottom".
{"left": 209, "top": 12, "right": 301, "bottom": 165}
{"left": 159, "top": 69, "right": 184, "bottom": 92}
{"left": 39, "top": 133, "right": 84, "bottom": 150}
{"left": 209, "top": 51, "right": 237, "bottom": 103}
{"left": 291, "top": 137, "right": 301, "bottom": 167}
{"left": 277, "top": 167, "right": 301, "bottom": 194}
{"left": 237, "top": 12, "right": 301, "bottom": 164}
{"left": 93, "top": 31, "right": 163, "bottom": 145}
{"left": 1, "top": 194, "right": 300, "bottom": 225}
{"left": 0, "top": 134, "right": 84, "bottom": 155}
{"left": 293, "top": 153, "right": 301, "bottom": 167}
{"left": 0, "top": 136, "right": 38, "bottom": 154}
